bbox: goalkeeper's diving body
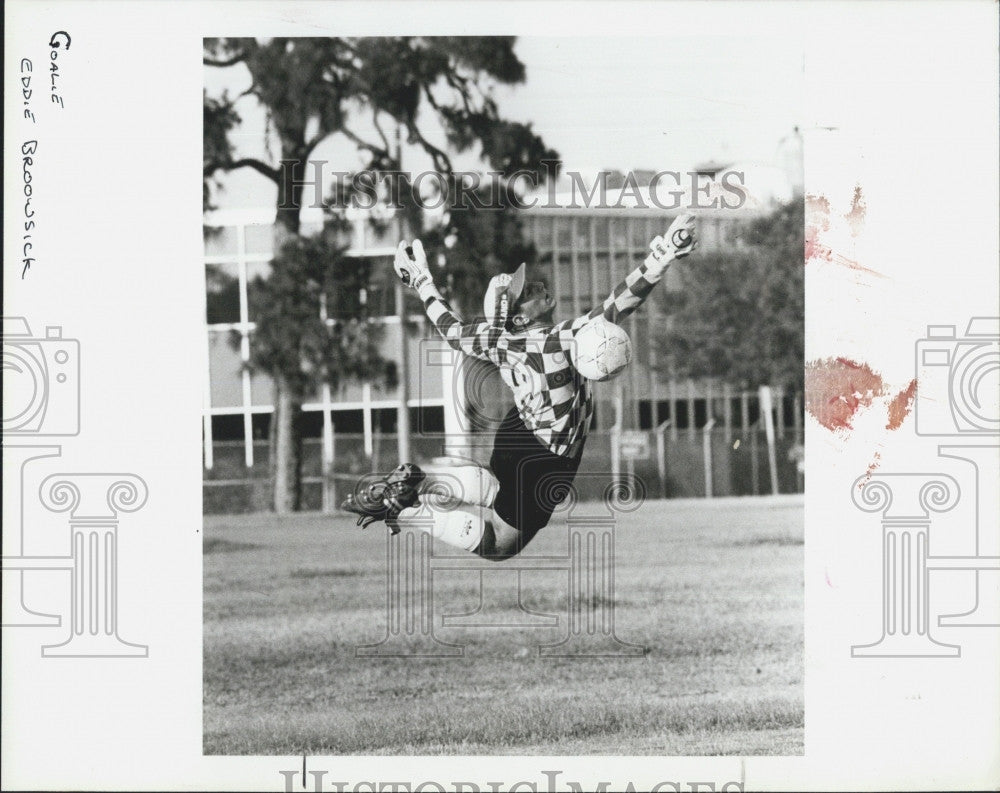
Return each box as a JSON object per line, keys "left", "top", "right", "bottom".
{"left": 342, "top": 212, "right": 698, "bottom": 560}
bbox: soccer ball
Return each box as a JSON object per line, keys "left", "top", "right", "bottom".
{"left": 570, "top": 317, "right": 632, "bottom": 382}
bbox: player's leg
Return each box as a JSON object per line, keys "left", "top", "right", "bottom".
{"left": 417, "top": 457, "right": 500, "bottom": 509}
{"left": 479, "top": 407, "right": 584, "bottom": 559}
{"left": 390, "top": 494, "right": 493, "bottom": 553}
{"left": 342, "top": 407, "right": 582, "bottom": 560}
{"left": 342, "top": 459, "right": 507, "bottom": 554}
{"left": 390, "top": 494, "right": 531, "bottom": 560}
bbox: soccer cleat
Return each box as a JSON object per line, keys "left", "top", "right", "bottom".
{"left": 384, "top": 463, "right": 427, "bottom": 492}
{"left": 340, "top": 488, "right": 391, "bottom": 530}
{"left": 340, "top": 464, "right": 425, "bottom": 533}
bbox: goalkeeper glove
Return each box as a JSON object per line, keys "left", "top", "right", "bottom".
{"left": 393, "top": 239, "right": 433, "bottom": 290}
{"left": 648, "top": 212, "right": 698, "bottom": 266}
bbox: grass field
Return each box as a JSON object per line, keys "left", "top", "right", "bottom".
{"left": 204, "top": 496, "right": 803, "bottom": 755}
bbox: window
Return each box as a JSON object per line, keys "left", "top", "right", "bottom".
{"left": 211, "top": 414, "right": 244, "bottom": 440}
{"left": 534, "top": 216, "right": 554, "bottom": 249}
{"left": 300, "top": 410, "right": 325, "bottom": 439}
{"left": 244, "top": 223, "right": 273, "bottom": 255}
{"left": 205, "top": 263, "right": 240, "bottom": 325}
{"left": 609, "top": 217, "right": 628, "bottom": 251}
{"left": 249, "top": 365, "right": 274, "bottom": 407}
{"left": 612, "top": 251, "right": 633, "bottom": 282}
{"left": 245, "top": 261, "right": 272, "bottom": 323}
{"left": 250, "top": 412, "right": 271, "bottom": 440}
{"left": 556, "top": 256, "right": 575, "bottom": 310}
{"left": 415, "top": 405, "right": 444, "bottom": 434}
{"left": 326, "top": 256, "right": 371, "bottom": 319}
{"left": 208, "top": 331, "right": 244, "bottom": 407}
{"left": 590, "top": 252, "right": 611, "bottom": 298}
{"left": 373, "top": 407, "right": 398, "bottom": 433}
{"left": 555, "top": 216, "right": 573, "bottom": 248}
{"left": 332, "top": 409, "right": 365, "bottom": 434}
{"left": 573, "top": 216, "right": 589, "bottom": 249}
{"left": 693, "top": 398, "right": 708, "bottom": 429}
{"left": 204, "top": 226, "right": 238, "bottom": 256}
{"left": 673, "top": 399, "right": 690, "bottom": 430}
{"left": 629, "top": 217, "right": 649, "bottom": 248}
{"left": 594, "top": 217, "right": 610, "bottom": 248}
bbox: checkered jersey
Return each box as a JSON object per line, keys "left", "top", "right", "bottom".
{"left": 419, "top": 252, "right": 670, "bottom": 457}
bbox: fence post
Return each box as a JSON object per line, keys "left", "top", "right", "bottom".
{"left": 669, "top": 379, "right": 679, "bottom": 442}
{"left": 759, "top": 385, "right": 780, "bottom": 496}
{"left": 610, "top": 391, "right": 623, "bottom": 484}
{"left": 322, "top": 417, "right": 335, "bottom": 514}
{"left": 750, "top": 421, "right": 760, "bottom": 496}
{"left": 655, "top": 419, "right": 671, "bottom": 499}
{"left": 722, "top": 382, "right": 733, "bottom": 448}
{"left": 687, "top": 378, "right": 696, "bottom": 442}
{"left": 702, "top": 419, "right": 716, "bottom": 498}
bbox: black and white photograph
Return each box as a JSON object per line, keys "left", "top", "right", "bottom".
{"left": 201, "top": 34, "right": 805, "bottom": 756}
{"left": 3, "top": 2, "right": 998, "bottom": 791}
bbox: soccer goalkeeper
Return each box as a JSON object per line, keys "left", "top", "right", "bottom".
{"left": 342, "top": 212, "right": 697, "bottom": 560}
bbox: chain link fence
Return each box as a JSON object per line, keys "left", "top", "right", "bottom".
{"left": 204, "top": 425, "right": 803, "bottom": 514}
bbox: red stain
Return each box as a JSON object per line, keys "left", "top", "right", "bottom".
{"left": 829, "top": 251, "right": 886, "bottom": 279}
{"left": 844, "top": 185, "right": 867, "bottom": 238}
{"left": 806, "top": 193, "right": 832, "bottom": 231}
{"left": 805, "top": 357, "right": 887, "bottom": 432}
{"left": 805, "top": 228, "right": 833, "bottom": 263}
{"left": 805, "top": 193, "right": 833, "bottom": 263}
{"left": 804, "top": 189, "right": 885, "bottom": 278}
{"left": 886, "top": 378, "right": 918, "bottom": 430}
{"left": 860, "top": 451, "right": 883, "bottom": 487}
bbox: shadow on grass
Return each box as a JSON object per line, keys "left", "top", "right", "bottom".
{"left": 289, "top": 568, "right": 365, "bottom": 580}
{"left": 204, "top": 538, "right": 262, "bottom": 554}
{"left": 205, "top": 693, "right": 803, "bottom": 755}
{"left": 729, "top": 536, "right": 803, "bottom": 547}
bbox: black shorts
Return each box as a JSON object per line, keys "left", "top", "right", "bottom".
{"left": 489, "top": 407, "right": 584, "bottom": 533}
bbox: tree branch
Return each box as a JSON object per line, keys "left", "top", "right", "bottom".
{"left": 416, "top": 87, "right": 458, "bottom": 173}
{"left": 406, "top": 116, "right": 453, "bottom": 174}
{"left": 203, "top": 53, "right": 247, "bottom": 67}
{"left": 372, "top": 109, "right": 391, "bottom": 153}
{"left": 339, "top": 125, "right": 390, "bottom": 160}
{"left": 443, "top": 70, "right": 475, "bottom": 115}
{"left": 204, "top": 157, "right": 280, "bottom": 183}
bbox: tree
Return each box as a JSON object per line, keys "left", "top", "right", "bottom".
{"left": 245, "top": 231, "right": 396, "bottom": 509}
{"left": 203, "top": 37, "right": 557, "bottom": 512}
{"left": 655, "top": 200, "right": 804, "bottom": 392}
{"left": 421, "top": 182, "right": 538, "bottom": 310}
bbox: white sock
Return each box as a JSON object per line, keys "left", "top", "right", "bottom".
{"left": 421, "top": 464, "right": 499, "bottom": 508}
{"left": 395, "top": 498, "right": 488, "bottom": 552}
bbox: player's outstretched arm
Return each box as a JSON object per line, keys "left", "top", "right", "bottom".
{"left": 394, "top": 239, "right": 501, "bottom": 364}
{"left": 565, "top": 212, "right": 697, "bottom": 331}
